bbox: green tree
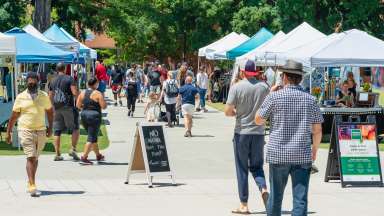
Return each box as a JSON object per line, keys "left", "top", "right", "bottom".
{"left": 0, "top": 0, "right": 28, "bottom": 32}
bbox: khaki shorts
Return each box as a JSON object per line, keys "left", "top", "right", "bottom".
{"left": 19, "top": 130, "right": 46, "bottom": 158}
{"left": 182, "top": 104, "right": 195, "bottom": 116}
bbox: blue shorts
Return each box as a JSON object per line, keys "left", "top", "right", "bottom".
{"left": 97, "top": 80, "right": 107, "bottom": 93}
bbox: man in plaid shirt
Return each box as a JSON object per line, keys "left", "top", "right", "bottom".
{"left": 255, "top": 60, "right": 323, "bottom": 216}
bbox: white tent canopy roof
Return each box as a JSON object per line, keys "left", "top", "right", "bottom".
{"left": 264, "top": 22, "right": 326, "bottom": 65}
{"left": 198, "top": 32, "right": 248, "bottom": 57}
{"left": 282, "top": 33, "right": 343, "bottom": 67}
{"left": 0, "top": 32, "right": 16, "bottom": 55}
{"left": 311, "top": 29, "right": 384, "bottom": 67}
{"left": 235, "top": 31, "right": 286, "bottom": 67}
{"left": 23, "top": 24, "right": 52, "bottom": 43}
{"left": 205, "top": 33, "right": 250, "bottom": 60}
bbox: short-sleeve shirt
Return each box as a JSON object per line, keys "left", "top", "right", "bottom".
{"left": 111, "top": 69, "right": 124, "bottom": 85}
{"left": 149, "top": 70, "right": 161, "bottom": 86}
{"left": 95, "top": 64, "right": 108, "bottom": 81}
{"left": 179, "top": 83, "right": 198, "bottom": 105}
{"left": 49, "top": 74, "right": 76, "bottom": 108}
{"left": 226, "top": 78, "right": 269, "bottom": 135}
{"left": 258, "top": 85, "right": 324, "bottom": 164}
{"left": 13, "top": 90, "right": 52, "bottom": 130}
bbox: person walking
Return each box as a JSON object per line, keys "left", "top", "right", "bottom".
{"left": 148, "top": 64, "right": 162, "bottom": 94}
{"left": 6, "top": 72, "right": 54, "bottom": 196}
{"left": 48, "top": 63, "right": 80, "bottom": 161}
{"left": 196, "top": 66, "right": 209, "bottom": 112}
{"left": 224, "top": 60, "right": 270, "bottom": 214}
{"left": 179, "top": 76, "right": 198, "bottom": 137}
{"left": 255, "top": 60, "right": 323, "bottom": 216}
{"left": 95, "top": 60, "right": 108, "bottom": 96}
{"left": 76, "top": 77, "right": 107, "bottom": 165}
{"left": 110, "top": 64, "right": 124, "bottom": 106}
{"left": 159, "top": 71, "right": 179, "bottom": 127}
{"left": 136, "top": 65, "right": 145, "bottom": 103}
{"left": 125, "top": 72, "right": 138, "bottom": 117}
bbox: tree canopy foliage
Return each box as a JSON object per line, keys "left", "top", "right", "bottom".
{"left": 0, "top": 0, "right": 383, "bottom": 63}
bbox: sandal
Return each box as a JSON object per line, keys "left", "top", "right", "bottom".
{"left": 231, "top": 208, "right": 251, "bottom": 215}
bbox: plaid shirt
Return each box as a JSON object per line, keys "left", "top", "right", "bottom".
{"left": 258, "top": 85, "right": 323, "bottom": 164}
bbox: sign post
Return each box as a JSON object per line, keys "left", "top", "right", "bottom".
{"left": 125, "top": 122, "right": 176, "bottom": 187}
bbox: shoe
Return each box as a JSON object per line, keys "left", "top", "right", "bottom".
{"left": 68, "top": 150, "right": 80, "bottom": 161}
{"left": 27, "top": 183, "right": 39, "bottom": 197}
{"left": 114, "top": 102, "right": 118, "bottom": 106}
{"left": 311, "top": 164, "right": 319, "bottom": 174}
{"left": 96, "top": 154, "right": 105, "bottom": 162}
{"left": 128, "top": 110, "right": 131, "bottom": 116}
{"left": 203, "top": 108, "right": 208, "bottom": 112}
{"left": 119, "top": 100, "right": 123, "bottom": 106}
{"left": 184, "top": 131, "right": 189, "bottom": 137}
{"left": 79, "top": 156, "right": 93, "bottom": 165}
{"left": 54, "top": 155, "right": 64, "bottom": 161}
{"left": 188, "top": 131, "right": 192, "bottom": 137}
{"left": 131, "top": 112, "right": 134, "bottom": 117}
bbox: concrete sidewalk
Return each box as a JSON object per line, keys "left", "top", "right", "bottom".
{"left": 0, "top": 91, "right": 383, "bottom": 216}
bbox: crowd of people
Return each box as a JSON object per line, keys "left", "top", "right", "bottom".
{"left": 5, "top": 57, "right": 323, "bottom": 216}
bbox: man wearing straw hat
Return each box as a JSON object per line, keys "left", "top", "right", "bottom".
{"left": 225, "top": 59, "right": 270, "bottom": 214}
{"left": 255, "top": 60, "right": 323, "bottom": 216}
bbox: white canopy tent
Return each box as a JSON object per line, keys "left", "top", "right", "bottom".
{"left": 263, "top": 22, "right": 326, "bottom": 66}
{"left": 198, "top": 32, "right": 241, "bottom": 57}
{"left": 205, "top": 34, "right": 250, "bottom": 60}
{"left": 311, "top": 29, "right": 384, "bottom": 67}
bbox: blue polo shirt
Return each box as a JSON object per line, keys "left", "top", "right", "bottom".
{"left": 179, "top": 83, "right": 198, "bottom": 105}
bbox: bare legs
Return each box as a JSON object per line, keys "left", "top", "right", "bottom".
{"left": 82, "top": 142, "right": 102, "bottom": 159}
{"left": 26, "top": 157, "right": 38, "bottom": 185}
{"left": 184, "top": 114, "right": 193, "bottom": 136}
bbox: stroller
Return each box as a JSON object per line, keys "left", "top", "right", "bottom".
{"left": 157, "top": 102, "right": 180, "bottom": 126}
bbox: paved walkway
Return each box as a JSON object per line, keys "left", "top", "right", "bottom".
{"left": 0, "top": 91, "right": 383, "bottom": 216}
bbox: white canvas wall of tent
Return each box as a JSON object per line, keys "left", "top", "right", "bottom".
{"left": 0, "top": 33, "right": 16, "bottom": 101}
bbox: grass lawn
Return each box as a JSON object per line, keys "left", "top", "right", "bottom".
{"left": 207, "top": 101, "right": 226, "bottom": 112}
{"left": 0, "top": 123, "right": 109, "bottom": 156}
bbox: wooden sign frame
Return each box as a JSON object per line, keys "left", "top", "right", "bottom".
{"left": 125, "top": 122, "right": 176, "bottom": 187}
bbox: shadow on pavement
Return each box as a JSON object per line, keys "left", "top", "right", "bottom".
{"left": 252, "top": 211, "right": 316, "bottom": 215}
{"left": 131, "top": 183, "right": 186, "bottom": 188}
{"left": 40, "top": 190, "right": 85, "bottom": 196}
{"left": 96, "top": 162, "right": 129, "bottom": 166}
{"left": 191, "top": 135, "right": 215, "bottom": 138}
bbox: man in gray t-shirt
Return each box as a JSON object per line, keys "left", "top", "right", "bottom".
{"left": 224, "top": 60, "right": 269, "bottom": 214}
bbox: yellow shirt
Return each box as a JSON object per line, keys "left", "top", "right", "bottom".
{"left": 13, "top": 90, "right": 52, "bottom": 130}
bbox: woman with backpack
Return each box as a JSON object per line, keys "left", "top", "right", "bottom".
{"left": 159, "top": 71, "right": 179, "bottom": 127}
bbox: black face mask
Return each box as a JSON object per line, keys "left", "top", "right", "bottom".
{"left": 27, "top": 83, "right": 38, "bottom": 93}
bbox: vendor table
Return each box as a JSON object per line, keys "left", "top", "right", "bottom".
{"left": 321, "top": 107, "right": 384, "bottom": 135}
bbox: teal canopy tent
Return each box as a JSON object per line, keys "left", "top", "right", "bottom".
{"left": 226, "top": 27, "right": 273, "bottom": 60}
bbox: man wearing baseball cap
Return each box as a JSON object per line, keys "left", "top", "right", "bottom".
{"left": 225, "top": 60, "right": 270, "bottom": 214}
{"left": 255, "top": 60, "right": 323, "bottom": 216}
{"left": 6, "top": 72, "right": 54, "bottom": 197}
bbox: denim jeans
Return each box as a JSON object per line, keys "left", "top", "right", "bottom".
{"left": 233, "top": 134, "right": 267, "bottom": 203}
{"left": 199, "top": 88, "right": 207, "bottom": 108}
{"left": 267, "top": 163, "right": 311, "bottom": 216}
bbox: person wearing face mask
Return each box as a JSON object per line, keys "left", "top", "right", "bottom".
{"left": 6, "top": 72, "right": 54, "bottom": 196}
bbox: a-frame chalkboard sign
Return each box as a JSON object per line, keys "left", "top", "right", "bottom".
{"left": 325, "top": 115, "right": 383, "bottom": 187}
{"left": 125, "top": 122, "right": 176, "bottom": 187}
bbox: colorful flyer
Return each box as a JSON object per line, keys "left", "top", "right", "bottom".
{"left": 337, "top": 124, "right": 381, "bottom": 182}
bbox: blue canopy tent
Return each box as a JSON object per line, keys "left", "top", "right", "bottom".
{"left": 43, "top": 24, "right": 80, "bottom": 53}
{"left": 226, "top": 27, "right": 273, "bottom": 60}
{"left": 60, "top": 27, "right": 97, "bottom": 60}
{"left": 5, "top": 28, "right": 76, "bottom": 63}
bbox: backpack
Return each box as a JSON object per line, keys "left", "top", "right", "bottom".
{"left": 165, "top": 80, "right": 179, "bottom": 97}
{"left": 52, "top": 76, "right": 69, "bottom": 108}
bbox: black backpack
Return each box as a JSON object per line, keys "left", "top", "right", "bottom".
{"left": 165, "top": 80, "right": 179, "bottom": 97}
{"left": 52, "top": 76, "right": 70, "bottom": 108}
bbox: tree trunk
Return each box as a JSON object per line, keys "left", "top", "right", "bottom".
{"left": 33, "top": 0, "right": 51, "bottom": 32}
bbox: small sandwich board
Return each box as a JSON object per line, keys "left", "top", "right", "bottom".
{"left": 125, "top": 122, "right": 176, "bottom": 187}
